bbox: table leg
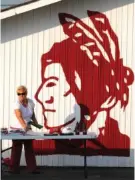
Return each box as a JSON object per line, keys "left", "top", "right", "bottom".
{"left": 1, "top": 139, "right": 3, "bottom": 176}
{"left": 84, "top": 139, "right": 88, "bottom": 178}
{"left": 0, "top": 139, "right": 2, "bottom": 152}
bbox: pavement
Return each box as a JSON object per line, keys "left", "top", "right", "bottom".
{"left": 1, "top": 167, "right": 134, "bottom": 180}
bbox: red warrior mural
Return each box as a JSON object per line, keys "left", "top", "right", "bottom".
{"left": 34, "top": 11, "right": 134, "bottom": 156}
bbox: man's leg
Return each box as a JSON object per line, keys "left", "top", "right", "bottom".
{"left": 10, "top": 140, "right": 22, "bottom": 172}
{"left": 24, "top": 140, "right": 37, "bottom": 172}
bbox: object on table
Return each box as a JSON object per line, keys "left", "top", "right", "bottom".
{"left": 8, "top": 128, "right": 25, "bottom": 135}
{"left": 28, "top": 121, "right": 43, "bottom": 129}
{"left": 0, "top": 128, "right": 8, "bottom": 134}
{"left": 61, "top": 126, "right": 74, "bottom": 135}
{"left": 74, "top": 122, "right": 80, "bottom": 135}
{"left": 60, "top": 132, "right": 74, "bottom": 135}
{"left": 44, "top": 132, "right": 59, "bottom": 136}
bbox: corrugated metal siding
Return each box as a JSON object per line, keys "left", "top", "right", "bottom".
{"left": 0, "top": 0, "right": 135, "bottom": 167}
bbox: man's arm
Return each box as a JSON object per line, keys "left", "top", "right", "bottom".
{"left": 14, "top": 109, "right": 29, "bottom": 131}
{"left": 31, "top": 112, "right": 38, "bottom": 125}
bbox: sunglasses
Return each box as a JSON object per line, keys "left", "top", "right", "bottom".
{"left": 17, "top": 92, "right": 26, "bottom": 96}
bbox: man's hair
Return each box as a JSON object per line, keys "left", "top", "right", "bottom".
{"left": 16, "top": 85, "right": 27, "bottom": 93}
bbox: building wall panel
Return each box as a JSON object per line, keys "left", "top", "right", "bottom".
{"left": 1, "top": 0, "right": 135, "bottom": 167}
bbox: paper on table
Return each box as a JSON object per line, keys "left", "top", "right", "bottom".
{"left": 26, "top": 130, "right": 44, "bottom": 136}
{"left": 8, "top": 128, "right": 25, "bottom": 135}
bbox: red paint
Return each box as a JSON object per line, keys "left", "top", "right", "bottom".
{"left": 34, "top": 11, "right": 134, "bottom": 156}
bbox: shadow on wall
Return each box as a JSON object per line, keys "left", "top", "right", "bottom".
{"left": 1, "top": 0, "right": 134, "bottom": 43}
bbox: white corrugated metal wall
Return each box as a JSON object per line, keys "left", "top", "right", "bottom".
{"left": 0, "top": 0, "right": 135, "bottom": 167}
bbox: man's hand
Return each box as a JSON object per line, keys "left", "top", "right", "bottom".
{"left": 22, "top": 124, "right": 30, "bottom": 132}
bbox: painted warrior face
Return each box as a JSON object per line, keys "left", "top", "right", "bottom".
{"left": 35, "top": 11, "right": 134, "bottom": 132}
{"left": 36, "top": 63, "right": 81, "bottom": 129}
